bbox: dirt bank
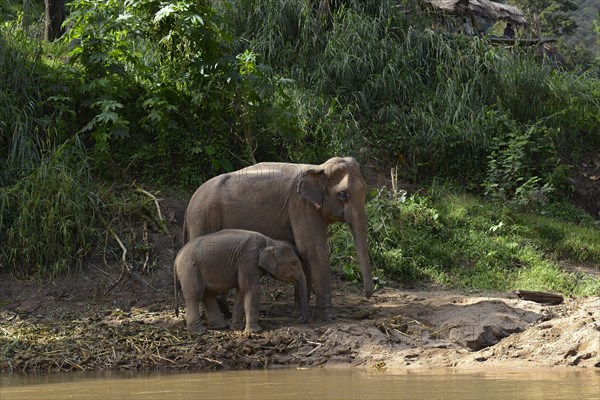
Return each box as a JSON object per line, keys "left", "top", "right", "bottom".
{"left": 1, "top": 264, "right": 598, "bottom": 372}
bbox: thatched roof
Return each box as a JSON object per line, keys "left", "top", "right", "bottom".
{"left": 424, "top": 0, "right": 527, "bottom": 25}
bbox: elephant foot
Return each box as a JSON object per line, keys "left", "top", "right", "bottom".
{"left": 187, "top": 321, "right": 207, "bottom": 333}
{"left": 313, "top": 307, "right": 336, "bottom": 321}
{"left": 206, "top": 312, "right": 229, "bottom": 330}
{"left": 209, "top": 322, "right": 230, "bottom": 330}
{"left": 230, "top": 321, "right": 245, "bottom": 331}
{"left": 244, "top": 323, "right": 263, "bottom": 334}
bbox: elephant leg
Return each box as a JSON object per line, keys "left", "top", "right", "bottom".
{"left": 312, "top": 275, "right": 334, "bottom": 320}
{"left": 243, "top": 288, "right": 263, "bottom": 334}
{"left": 302, "top": 246, "right": 336, "bottom": 321}
{"left": 203, "top": 293, "right": 229, "bottom": 329}
{"left": 230, "top": 289, "right": 245, "bottom": 331}
{"left": 180, "top": 271, "right": 206, "bottom": 332}
{"left": 184, "top": 295, "right": 205, "bottom": 332}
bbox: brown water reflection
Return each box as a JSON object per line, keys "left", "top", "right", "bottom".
{"left": 1, "top": 368, "right": 599, "bottom": 400}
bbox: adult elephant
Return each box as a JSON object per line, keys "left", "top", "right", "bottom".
{"left": 183, "top": 157, "right": 373, "bottom": 320}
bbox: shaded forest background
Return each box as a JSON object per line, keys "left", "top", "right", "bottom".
{"left": 569, "top": 0, "right": 600, "bottom": 54}
{"left": 1, "top": 0, "right": 599, "bottom": 295}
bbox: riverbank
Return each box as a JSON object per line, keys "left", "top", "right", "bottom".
{"left": 1, "top": 262, "right": 598, "bottom": 372}
{"left": 2, "top": 190, "right": 599, "bottom": 372}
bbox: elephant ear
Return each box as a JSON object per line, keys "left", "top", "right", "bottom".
{"left": 297, "top": 169, "right": 325, "bottom": 210}
{"left": 258, "top": 246, "right": 278, "bottom": 276}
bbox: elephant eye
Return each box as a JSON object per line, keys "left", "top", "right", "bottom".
{"left": 337, "top": 190, "right": 349, "bottom": 202}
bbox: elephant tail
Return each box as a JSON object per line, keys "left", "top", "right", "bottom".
{"left": 174, "top": 260, "right": 179, "bottom": 317}
{"left": 181, "top": 211, "right": 189, "bottom": 246}
{"left": 176, "top": 211, "right": 189, "bottom": 317}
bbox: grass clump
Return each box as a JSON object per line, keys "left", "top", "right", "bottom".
{"left": 0, "top": 138, "right": 98, "bottom": 277}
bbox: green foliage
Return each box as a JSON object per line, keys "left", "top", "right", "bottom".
{"left": 224, "top": 0, "right": 600, "bottom": 195}
{"left": 566, "top": 1, "right": 599, "bottom": 55}
{"left": 514, "top": 0, "right": 579, "bottom": 37}
{"left": 215, "top": 49, "right": 301, "bottom": 164}
{"left": 62, "top": 0, "right": 301, "bottom": 186}
{"left": 63, "top": 0, "right": 219, "bottom": 181}
{"left": 3, "top": 0, "right": 600, "bottom": 282}
{"left": 483, "top": 123, "right": 562, "bottom": 207}
{"left": 330, "top": 188, "right": 600, "bottom": 295}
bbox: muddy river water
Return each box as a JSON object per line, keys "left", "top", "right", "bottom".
{"left": 2, "top": 368, "right": 599, "bottom": 400}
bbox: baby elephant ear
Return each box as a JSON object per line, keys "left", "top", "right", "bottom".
{"left": 258, "top": 246, "right": 278, "bottom": 276}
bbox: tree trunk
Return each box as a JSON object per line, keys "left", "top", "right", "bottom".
{"left": 45, "top": 0, "right": 65, "bottom": 42}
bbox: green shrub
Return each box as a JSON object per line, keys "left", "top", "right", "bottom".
{"left": 483, "top": 124, "right": 562, "bottom": 206}
{"left": 61, "top": 0, "right": 303, "bottom": 188}
{"left": 329, "top": 187, "right": 600, "bottom": 295}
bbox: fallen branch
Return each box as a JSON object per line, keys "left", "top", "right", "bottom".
{"left": 132, "top": 272, "right": 167, "bottom": 296}
{"left": 104, "top": 226, "right": 131, "bottom": 294}
{"left": 104, "top": 269, "right": 127, "bottom": 295}
{"left": 198, "top": 356, "right": 224, "bottom": 366}
{"left": 393, "top": 328, "right": 415, "bottom": 339}
{"left": 430, "top": 324, "right": 459, "bottom": 339}
{"left": 109, "top": 226, "right": 130, "bottom": 273}
{"left": 142, "top": 221, "right": 150, "bottom": 274}
{"left": 304, "top": 342, "right": 323, "bottom": 356}
{"left": 514, "top": 290, "right": 564, "bottom": 305}
{"left": 136, "top": 187, "right": 167, "bottom": 233}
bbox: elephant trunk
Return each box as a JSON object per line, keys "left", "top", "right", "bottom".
{"left": 349, "top": 205, "right": 374, "bottom": 298}
{"left": 296, "top": 273, "right": 310, "bottom": 323}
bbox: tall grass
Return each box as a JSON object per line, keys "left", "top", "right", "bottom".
{"left": 221, "top": 0, "right": 600, "bottom": 189}
{"left": 0, "top": 137, "right": 100, "bottom": 277}
{"left": 0, "top": 25, "right": 46, "bottom": 187}
{"left": 0, "top": 138, "right": 165, "bottom": 278}
{"left": 0, "top": 23, "right": 88, "bottom": 277}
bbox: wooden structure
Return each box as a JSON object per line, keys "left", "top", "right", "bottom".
{"left": 423, "top": 0, "right": 526, "bottom": 25}
{"left": 423, "top": 0, "right": 558, "bottom": 50}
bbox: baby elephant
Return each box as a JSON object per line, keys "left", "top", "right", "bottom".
{"left": 174, "top": 229, "right": 309, "bottom": 333}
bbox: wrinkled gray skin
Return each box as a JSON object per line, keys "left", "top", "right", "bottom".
{"left": 183, "top": 157, "right": 373, "bottom": 320}
{"left": 174, "top": 229, "right": 309, "bottom": 333}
